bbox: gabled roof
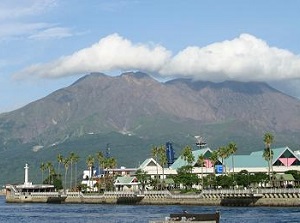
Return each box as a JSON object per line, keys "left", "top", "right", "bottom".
{"left": 115, "top": 176, "right": 139, "bottom": 185}
{"left": 225, "top": 146, "right": 300, "bottom": 168}
{"left": 170, "top": 148, "right": 212, "bottom": 170}
{"left": 274, "top": 173, "right": 295, "bottom": 181}
{"left": 250, "top": 146, "right": 289, "bottom": 157}
{"left": 138, "top": 158, "right": 161, "bottom": 170}
{"left": 250, "top": 146, "right": 299, "bottom": 165}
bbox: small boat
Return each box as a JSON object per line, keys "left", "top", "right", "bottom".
{"left": 150, "top": 211, "right": 220, "bottom": 223}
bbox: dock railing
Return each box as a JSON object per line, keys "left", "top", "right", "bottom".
{"left": 202, "top": 188, "right": 300, "bottom": 196}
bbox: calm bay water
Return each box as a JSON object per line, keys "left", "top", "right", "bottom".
{"left": 0, "top": 196, "right": 300, "bottom": 223}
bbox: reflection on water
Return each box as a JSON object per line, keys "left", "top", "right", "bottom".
{"left": 0, "top": 196, "right": 300, "bottom": 223}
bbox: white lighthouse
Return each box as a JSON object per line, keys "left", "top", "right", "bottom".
{"left": 24, "top": 163, "right": 32, "bottom": 186}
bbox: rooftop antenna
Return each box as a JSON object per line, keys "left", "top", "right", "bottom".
{"left": 195, "top": 135, "right": 207, "bottom": 149}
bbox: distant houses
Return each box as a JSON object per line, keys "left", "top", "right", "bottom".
{"left": 81, "top": 146, "right": 300, "bottom": 192}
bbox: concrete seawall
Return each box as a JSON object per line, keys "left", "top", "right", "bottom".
{"left": 6, "top": 189, "right": 300, "bottom": 206}
{"left": 62, "top": 190, "right": 300, "bottom": 207}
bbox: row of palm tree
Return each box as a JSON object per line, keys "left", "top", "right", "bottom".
{"left": 151, "top": 145, "right": 167, "bottom": 189}
{"left": 40, "top": 132, "right": 274, "bottom": 192}
{"left": 86, "top": 152, "right": 117, "bottom": 191}
{"left": 180, "top": 132, "right": 274, "bottom": 188}
{"left": 263, "top": 132, "right": 274, "bottom": 184}
{"left": 40, "top": 150, "right": 119, "bottom": 192}
{"left": 40, "top": 161, "right": 55, "bottom": 184}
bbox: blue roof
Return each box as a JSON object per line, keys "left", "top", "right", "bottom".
{"left": 170, "top": 148, "right": 212, "bottom": 169}
{"left": 225, "top": 146, "right": 297, "bottom": 168}
{"left": 169, "top": 146, "right": 299, "bottom": 170}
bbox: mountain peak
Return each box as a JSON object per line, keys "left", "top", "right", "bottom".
{"left": 166, "top": 78, "right": 278, "bottom": 95}
{"left": 120, "top": 71, "right": 151, "bottom": 79}
{"left": 71, "top": 72, "right": 108, "bottom": 86}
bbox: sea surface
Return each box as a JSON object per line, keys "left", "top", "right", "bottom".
{"left": 0, "top": 196, "right": 300, "bottom": 223}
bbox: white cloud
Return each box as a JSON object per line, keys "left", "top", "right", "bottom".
{"left": 0, "top": 0, "right": 72, "bottom": 41}
{"left": 13, "top": 33, "right": 300, "bottom": 82}
{"left": 0, "top": 0, "right": 57, "bottom": 21}
{"left": 0, "top": 22, "right": 50, "bottom": 39}
{"left": 14, "top": 33, "right": 172, "bottom": 78}
{"left": 29, "top": 27, "right": 73, "bottom": 40}
{"left": 160, "top": 34, "right": 300, "bottom": 82}
{"left": 97, "top": 0, "right": 139, "bottom": 12}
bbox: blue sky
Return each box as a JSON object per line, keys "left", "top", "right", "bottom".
{"left": 1, "top": 0, "right": 300, "bottom": 113}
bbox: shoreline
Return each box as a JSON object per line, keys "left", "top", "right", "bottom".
{"left": 63, "top": 196, "right": 300, "bottom": 207}
{"left": 5, "top": 190, "right": 300, "bottom": 207}
{"left": 5, "top": 184, "right": 300, "bottom": 206}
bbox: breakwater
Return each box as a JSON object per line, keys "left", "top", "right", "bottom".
{"left": 66, "top": 188, "right": 300, "bottom": 206}
{"left": 6, "top": 188, "right": 300, "bottom": 206}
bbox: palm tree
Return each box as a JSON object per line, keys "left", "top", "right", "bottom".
{"left": 73, "top": 154, "right": 80, "bottom": 189}
{"left": 40, "top": 162, "right": 46, "bottom": 184}
{"left": 86, "top": 155, "right": 95, "bottom": 192}
{"left": 96, "top": 151, "right": 104, "bottom": 177}
{"left": 209, "top": 150, "right": 219, "bottom": 168}
{"left": 181, "top": 145, "right": 195, "bottom": 172}
{"left": 151, "top": 146, "right": 160, "bottom": 188}
{"left": 69, "top": 152, "right": 78, "bottom": 189}
{"left": 63, "top": 157, "right": 70, "bottom": 193}
{"left": 105, "top": 157, "right": 117, "bottom": 169}
{"left": 57, "top": 154, "right": 63, "bottom": 176}
{"left": 263, "top": 132, "right": 274, "bottom": 185}
{"left": 217, "top": 146, "right": 230, "bottom": 174}
{"left": 46, "top": 162, "right": 53, "bottom": 184}
{"left": 197, "top": 154, "right": 205, "bottom": 189}
{"left": 103, "top": 156, "right": 117, "bottom": 191}
{"left": 95, "top": 151, "right": 105, "bottom": 191}
{"left": 209, "top": 150, "right": 219, "bottom": 187}
{"left": 227, "top": 142, "right": 238, "bottom": 185}
{"left": 158, "top": 145, "right": 167, "bottom": 189}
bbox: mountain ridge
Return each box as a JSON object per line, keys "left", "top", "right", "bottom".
{"left": 1, "top": 72, "right": 300, "bottom": 145}
{"left": 1, "top": 71, "right": 300, "bottom": 185}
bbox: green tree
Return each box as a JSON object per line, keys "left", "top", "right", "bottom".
{"left": 208, "top": 150, "right": 220, "bottom": 188}
{"left": 263, "top": 132, "right": 274, "bottom": 185}
{"left": 197, "top": 154, "right": 205, "bottom": 189}
{"left": 181, "top": 145, "right": 195, "bottom": 172}
{"left": 40, "top": 162, "right": 46, "bottom": 184}
{"left": 63, "top": 157, "right": 70, "bottom": 192}
{"left": 209, "top": 150, "right": 219, "bottom": 169}
{"left": 96, "top": 151, "right": 105, "bottom": 191}
{"left": 235, "top": 170, "right": 250, "bottom": 188}
{"left": 250, "top": 172, "right": 269, "bottom": 187}
{"left": 86, "top": 155, "right": 95, "bottom": 192}
{"left": 216, "top": 174, "right": 233, "bottom": 188}
{"left": 105, "top": 157, "right": 117, "bottom": 169}
{"left": 285, "top": 170, "right": 300, "bottom": 181}
{"left": 217, "top": 146, "right": 230, "bottom": 174}
{"left": 174, "top": 165, "right": 198, "bottom": 191}
{"left": 57, "top": 154, "right": 63, "bottom": 175}
{"left": 52, "top": 173, "right": 63, "bottom": 190}
{"left": 151, "top": 146, "right": 160, "bottom": 188}
{"left": 69, "top": 152, "right": 77, "bottom": 189}
{"left": 135, "top": 169, "right": 149, "bottom": 190}
{"left": 73, "top": 153, "right": 80, "bottom": 189}
{"left": 96, "top": 151, "right": 105, "bottom": 177}
{"left": 46, "top": 162, "right": 53, "bottom": 184}
{"left": 158, "top": 145, "right": 167, "bottom": 189}
{"left": 227, "top": 142, "right": 238, "bottom": 184}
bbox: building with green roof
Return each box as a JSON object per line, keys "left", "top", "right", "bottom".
{"left": 137, "top": 146, "right": 300, "bottom": 179}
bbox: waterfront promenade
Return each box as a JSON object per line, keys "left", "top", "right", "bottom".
{"left": 63, "top": 188, "right": 300, "bottom": 206}
{"left": 6, "top": 186, "right": 300, "bottom": 206}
